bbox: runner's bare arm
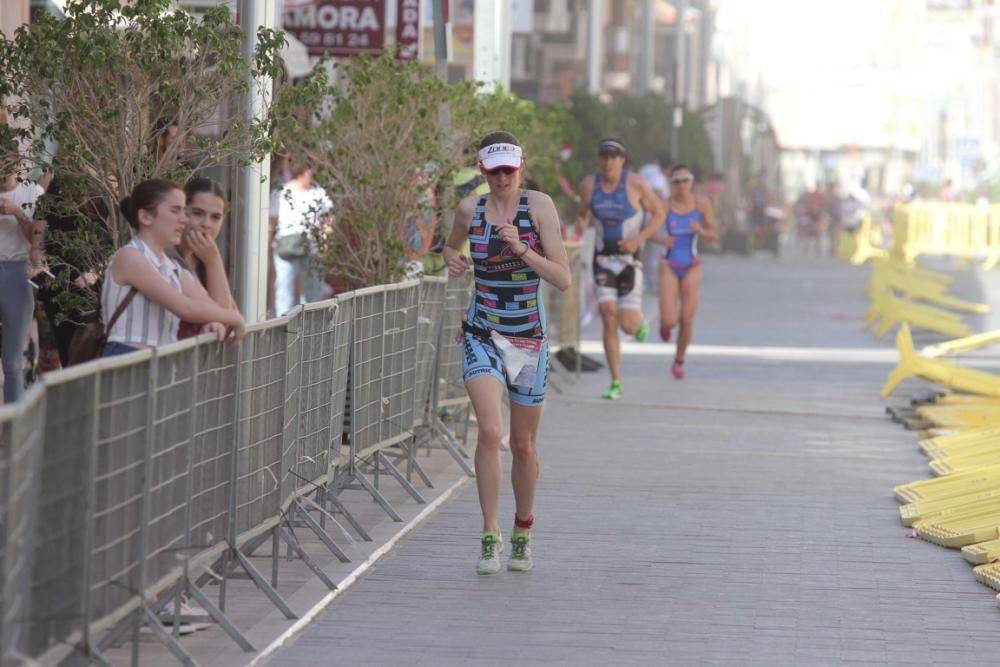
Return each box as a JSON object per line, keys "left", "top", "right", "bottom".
{"left": 443, "top": 196, "right": 474, "bottom": 277}
{"left": 693, "top": 195, "right": 720, "bottom": 242}
{"left": 573, "top": 177, "right": 592, "bottom": 238}
{"left": 519, "top": 192, "right": 571, "bottom": 291}
{"left": 635, "top": 175, "right": 667, "bottom": 243}
{"left": 646, "top": 196, "right": 671, "bottom": 246}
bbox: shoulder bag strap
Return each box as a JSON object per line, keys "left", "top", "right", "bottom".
{"left": 105, "top": 287, "right": 139, "bottom": 332}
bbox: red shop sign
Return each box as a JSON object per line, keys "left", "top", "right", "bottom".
{"left": 283, "top": 0, "right": 386, "bottom": 57}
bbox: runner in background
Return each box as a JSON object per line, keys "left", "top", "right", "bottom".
{"left": 660, "top": 165, "right": 718, "bottom": 380}
{"left": 574, "top": 138, "right": 666, "bottom": 400}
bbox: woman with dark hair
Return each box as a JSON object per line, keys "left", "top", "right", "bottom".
{"left": 660, "top": 164, "right": 718, "bottom": 379}
{"left": 173, "top": 177, "right": 239, "bottom": 339}
{"left": 443, "top": 130, "right": 571, "bottom": 575}
{"left": 100, "top": 179, "right": 244, "bottom": 357}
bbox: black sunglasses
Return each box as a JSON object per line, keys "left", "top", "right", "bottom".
{"left": 487, "top": 166, "right": 518, "bottom": 175}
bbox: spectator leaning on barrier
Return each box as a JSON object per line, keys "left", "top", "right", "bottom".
{"left": 172, "top": 177, "right": 239, "bottom": 339}
{"left": 272, "top": 160, "right": 333, "bottom": 316}
{"left": 0, "top": 145, "right": 44, "bottom": 403}
{"left": 100, "top": 179, "right": 245, "bottom": 357}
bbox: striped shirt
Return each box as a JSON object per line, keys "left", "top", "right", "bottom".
{"left": 102, "top": 237, "right": 183, "bottom": 348}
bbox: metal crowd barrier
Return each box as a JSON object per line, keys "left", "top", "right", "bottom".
{"left": 0, "top": 263, "right": 576, "bottom": 666}
{"left": 544, "top": 240, "right": 583, "bottom": 387}
{"left": 0, "top": 386, "right": 44, "bottom": 667}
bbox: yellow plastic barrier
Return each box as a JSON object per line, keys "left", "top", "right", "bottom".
{"left": 894, "top": 463, "right": 1000, "bottom": 503}
{"left": 915, "top": 402, "right": 1000, "bottom": 430}
{"left": 920, "top": 424, "right": 1000, "bottom": 457}
{"left": 867, "top": 288, "right": 972, "bottom": 339}
{"left": 914, "top": 507, "right": 1000, "bottom": 547}
{"left": 838, "top": 215, "right": 887, "bottom": 265}
{"left": 929, "top": 450, "right": 1000, "bottom": 477}
{"left": 893, "top": 203, "right": 1000, "bottom": 267}
{"left": 974, "top": 562, "right": 1000, "bottom": 590}
{"left": 868, "top": 259, "right": 988, "bottom": 315}
{"left": 923, "top": 435, "right": 1000, "bottom": 462}
{"left": 923, "top": 331, "right": 1000, "bottom": 358}
{"left": 962, "top": 538, "right": 1000, "bottom": 564}
{"left": 901, "top": 488, "right": 1000, "bottom": 527}
{"left": 881, "top": 324, "right": 1000, "bottom": 399}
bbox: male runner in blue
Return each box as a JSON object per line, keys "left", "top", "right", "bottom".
{"left": 574, "top": 138, "right": 666, "bottom": 400}
{"left": 660, "top": 164, "right": 718, "bottom": 379}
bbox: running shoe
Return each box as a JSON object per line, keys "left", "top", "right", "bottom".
{"left": 508, "top": 533, "right": 533, "bottom": 572}
{"left": 672, "top": 360, "right": 685, "bottom": 380}
{"left": 634, "top": 319, "right": 649, "bottom": 342}
{"left": 660, "top": 324, "right": 672, "bottom": 342}
{"left": 602, "top": 379, "right": 623, "bottom": 400}
{"left": 477, "top": 530, "right": 504, "bottom": 575}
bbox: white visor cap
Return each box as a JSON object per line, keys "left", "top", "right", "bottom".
{"left": 479, "top": 143, "right": 523, "bottom": 171}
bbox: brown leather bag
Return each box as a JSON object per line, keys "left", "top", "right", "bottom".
{"left": 67, "top": 287, "right": 138, "bottom": 366}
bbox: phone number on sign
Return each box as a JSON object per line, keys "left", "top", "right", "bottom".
{"left": 297, "top": 31, "right": 376, "bottom": 48}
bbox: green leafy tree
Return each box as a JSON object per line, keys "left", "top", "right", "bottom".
{"left": 273, "top": 54, "right": 459, "bottom": 290}
{"left": 564, "top": 90, "right": 715, "bottom": 184}
{"left": 0, "top": 0, "right": 284, "bottom": 314}
{"left": 273, "top": 54, "right": 573, "bottom": 290}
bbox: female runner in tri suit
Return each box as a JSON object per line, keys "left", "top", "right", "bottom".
{"left": 660, "top": 164, "right": 718, "bottom": 379}
{"left": 444, "top": 131, "right": 571, "bottom": 575}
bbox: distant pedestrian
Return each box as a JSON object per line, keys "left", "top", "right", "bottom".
{"left": 0, "top": 147, "right": 44, "bottom": 402}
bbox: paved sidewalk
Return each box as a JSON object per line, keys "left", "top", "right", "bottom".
{"left": 269, "top": 253, "right": 1000, "bottom": 666}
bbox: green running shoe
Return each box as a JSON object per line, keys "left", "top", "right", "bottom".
{"left": 508, "top": 533, "right": 533, "bottom": 572}
{"left": 602, "top": 379, "right": 623, "bottom": 400}
{"left": 634, "top": 319, "right": 649, "bottom": 342}
{"left": 477, "top": 530, "right": 503, "bottom": 575}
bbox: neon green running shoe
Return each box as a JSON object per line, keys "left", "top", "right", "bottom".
{"left": 477, "top": 530, "right": 504, "bottom": 575}
{"left": 634, "top": 319, "right": 649, "bottom": 342}
{"left": 602, "top": 379, "right": 623, "bottom": 400}
{"left": 508, "top": 533, "right": 533, "bottom": 572}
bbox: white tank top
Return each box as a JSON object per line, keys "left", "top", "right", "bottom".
{"left": 102, "top": 237, "right": 183, "bottom": 348}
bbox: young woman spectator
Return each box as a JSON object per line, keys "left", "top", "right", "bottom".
{"left": 101, "top": 178, "right": 244, "bottom": 357}
{"left": 172, "top": 177, "right": 239, "bottom": 339}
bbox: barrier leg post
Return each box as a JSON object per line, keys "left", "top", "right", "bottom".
{"left": 291, "top": 498, "right": 351, "bottom": 563}
{"left": 376, "top": 450, "right": 427, "bottom": 504}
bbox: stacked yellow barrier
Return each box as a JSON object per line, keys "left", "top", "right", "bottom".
{"left": 837, "top": 214, "right": 887, "bottom": 265}
{"left": 875, "top": 241, "right": 1000, "bottom": 607}
{"left": 893, "top": 203, "right": 1000, "bottom": 267}
{"left": 865, "top": 258, "right": 982, "bottom": 341}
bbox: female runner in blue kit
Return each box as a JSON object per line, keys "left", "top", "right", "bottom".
{"left": 660, "top": 164, "right": 718, "bottom": 379}
{"left": 443, "top": 131, "right": 570, "bottom": 575}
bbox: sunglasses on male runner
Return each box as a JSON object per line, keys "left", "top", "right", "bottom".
{"left": 671, "top": 176, "right": 693, "bottom": 185}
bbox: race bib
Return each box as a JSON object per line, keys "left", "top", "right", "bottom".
{"left": 596, "top": 254, "right": 630, "bottom": 276}
{"left": 489, "top": 331, "right": 544, "bottom": 388}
